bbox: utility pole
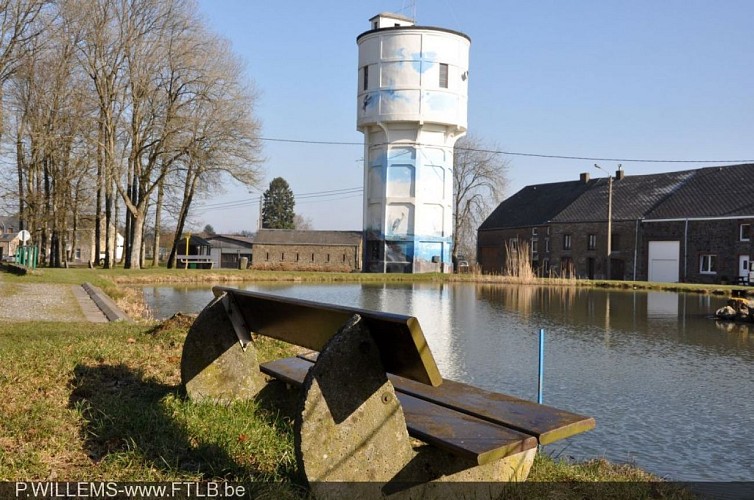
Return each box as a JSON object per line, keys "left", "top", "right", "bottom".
{"left": 594, "top": 164, "right": 613, "bottom": 280}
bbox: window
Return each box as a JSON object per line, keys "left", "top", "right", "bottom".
{"left": 741, "top": 224, "right": 751, "bottom": 241}
{"left": 563, "top": 234, "right": 572, "bottom": 250}
{"left": 508, "top": 238, "right": 519, "bottom": 251}
{"left": 531, "top": 240, "right": 538, "bottom": 256}
{"left": 587, "top": 234, "right": 596, "bottom": 251}
{"left": 439, "top": 63, "right": 449, "bottom": 88}
{"left": 311, "top": 253, "right": 315, "bottom": 262}
{"left": 699, "top": 254, "right": 717, "bottom": 274}
{"left": 281, "top": 252, "right": 285, "bottom": 261}
{"left": 532, "top": 227, "right": 538, "bottom": 236}
{"left": 363, "top": 65, "right": 369, "bottom": 91}
{"left": 545, "top": 237, "right": 550, "bottom": 253}
{"left": 75, "top": 248, "right": 82, "bottom": 260}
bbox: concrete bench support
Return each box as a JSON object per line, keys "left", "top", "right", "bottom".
{"left": 181, "top": 294, "right": 264, "bottom": 402}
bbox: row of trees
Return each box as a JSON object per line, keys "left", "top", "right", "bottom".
{"left": 0, "top": 0, "right": 263, "bottom": 268}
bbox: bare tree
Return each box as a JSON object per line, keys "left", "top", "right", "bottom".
{"left": 453, "top": 135, "right": 508, "bottom": 263}
{"left": 166, "top": 32, "right": 263, "bottom": 268}
{"left": 293, "top": 213, "right": 313, "bottom": 231}
{"left": 0, "top": 0, "right": 47, "bottom": 143}
{"left": 70, "top": 0, "right": 128, "bottom": 268}
{"left": 1, "top": 0, "right": 49, "bottom": 229}
{"left": 9, "top": 4, "right": 93, "bottom": 266}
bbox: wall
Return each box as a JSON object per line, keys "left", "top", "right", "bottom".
{"left": 251, "top": 244, "right": 361, "bottom": 272}
{"left": 642, "top": 218, "right": 754, "bottom": 283}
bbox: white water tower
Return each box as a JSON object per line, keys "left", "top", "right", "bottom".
{"left": 357, "top": 12, "right": 470, "bottom": 273}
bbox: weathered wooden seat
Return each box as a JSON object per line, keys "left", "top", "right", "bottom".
{"left": 180, "top": 286, "right": 595, "bottom": 495}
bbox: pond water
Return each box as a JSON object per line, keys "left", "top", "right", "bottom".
{"left": 141, "top": 282, "right": 754, "bottom": 481}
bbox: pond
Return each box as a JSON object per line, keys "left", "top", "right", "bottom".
{"left": 141, "top": 282, "right": 754, "bottom": 481}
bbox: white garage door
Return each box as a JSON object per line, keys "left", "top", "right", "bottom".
{"left": 648, "top": 241, "right": 680, "bottom": 283}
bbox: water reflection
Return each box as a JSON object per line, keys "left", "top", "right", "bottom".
{"left": 140, "top": 282, "right": 754, "bottom": 481}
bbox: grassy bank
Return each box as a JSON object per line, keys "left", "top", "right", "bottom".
{"left": 0, "top": 315, "right": 695, "bottom": 497}
{"left": 6, "top": 265, "right": 751, "bottom": 298}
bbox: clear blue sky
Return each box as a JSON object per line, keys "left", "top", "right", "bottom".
{"left": 193, "top": 1, "right": 754, "bottom": 233}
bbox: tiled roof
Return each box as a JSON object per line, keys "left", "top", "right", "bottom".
{"left": 553, "top": 170, "right": 694, "bottom": 223}
{"left": 479, "top": 164, "right": 754, "bottom": 231}
{"left": 478, "top": 179, "right": 595, "bottom": 230}
{"left": 254, "top": 229, "right": 362, "bottom": 246}
{"left": 206, "top": 234, "right": 254, "bottom": 247}
{"left": 645, "top": 164, "right": 754, "bottom": 219}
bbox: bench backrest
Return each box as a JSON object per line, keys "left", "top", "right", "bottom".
{"left": 213, "top": 286, "right": 443, "bottom": 386}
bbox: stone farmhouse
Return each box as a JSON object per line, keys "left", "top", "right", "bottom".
{"left": 478, "top": 163, "right": 754, "bottom": 284}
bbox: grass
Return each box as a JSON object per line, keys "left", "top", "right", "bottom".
{"left": 0, "top": 314, "right": 696, "bottom": 498}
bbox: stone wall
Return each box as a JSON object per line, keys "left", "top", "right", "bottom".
{"left": 251, "top": 244, "right": 361, "bottom": 272}
{"left": 642, "top": 218, "right": 754, "bottom": 283}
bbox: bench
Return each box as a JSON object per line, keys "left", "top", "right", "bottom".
{"left": 176, "top": 255, "right": 214, "bottom": 269}
{"left": 180, "top": 287, "right": 595, "bottom": 493}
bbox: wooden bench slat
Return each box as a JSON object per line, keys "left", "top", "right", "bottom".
{"left": 214, "top": 287, "right": 443, "bottom": 386}
{"left": 297, "top": 351, "right": 594, "bottom": 445}
{"left": 260, "top": 357, "right": 538, "bottom": 465}
{"left": 392, "top": 375, "right": 595, "bottom": 445}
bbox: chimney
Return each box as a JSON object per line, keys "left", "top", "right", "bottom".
{"left": 579, "top": 172, "right": 590, "bottom": 183}
{"left": 615, "top": 169, "right": 625, "bottom": 180}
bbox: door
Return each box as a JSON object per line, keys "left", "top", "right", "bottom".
{"left": 740, "top": 255, "right": 750, "bottom": 282}
{"left": 648, "top": 241, "right": 680, "bottom": 282}
{"left": 587, "top": 257, "right": 595, "bottom": 279}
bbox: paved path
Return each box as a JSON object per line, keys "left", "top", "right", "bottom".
{"left": 71, "top": 285, "right": 109, "bottom": 323}
{"left": 0, "top": 279, "right": 110, "bottom": 323}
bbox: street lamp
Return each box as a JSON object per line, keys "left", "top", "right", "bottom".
{"left": 594, "top": 164, "right": 613, "bottom": 280}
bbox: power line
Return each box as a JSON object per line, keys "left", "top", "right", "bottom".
{"left": 259, "top": 136, "right": 753, "bottom": 164}
{"left": 194, "top": 186, "right": 364, "bottom": 213}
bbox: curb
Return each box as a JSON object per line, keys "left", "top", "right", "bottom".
{"left": 82, "top": 282, "right": 131, "bottom": 322}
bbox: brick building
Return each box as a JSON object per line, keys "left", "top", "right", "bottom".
{"left": 478, "top": 164, "right": 754, "bottom": 283}
{"left": 251, "top": 230, "right": 363, "bottom": 272}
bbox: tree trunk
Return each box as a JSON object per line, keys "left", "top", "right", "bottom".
{"left": 152, "top": 181, "right": 164, "bottom": 267}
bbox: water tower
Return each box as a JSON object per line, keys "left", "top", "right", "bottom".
{"left": 357, "top": 12, "right": 470, "bottom": 273}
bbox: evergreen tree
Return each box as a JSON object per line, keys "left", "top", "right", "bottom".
{"left": 261, "top": 177, "right": 295, "bottom": 229}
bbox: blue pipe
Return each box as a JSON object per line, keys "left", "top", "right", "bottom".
{"left": 538, "top": 329, "right": 544, "bottom": 404}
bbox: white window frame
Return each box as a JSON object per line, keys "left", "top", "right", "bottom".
{"left": 741, "top": 223, "right": 751, "bottom": 242}
{"left": 563, "top": 234, "right": 572, "bottom": 250}
{"left": 699, "top": 254, "right": 717, "bottom": 274}
{"left": 532, "top": 227, "right": 538, "bottom": 236}
{"left": 587, "top": 234, "right": 596, "bottom": 250}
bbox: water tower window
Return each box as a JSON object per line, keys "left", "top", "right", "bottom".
{"left": 373, "top": 21, "right": 378, "bottom": 29}
{"left": 439, "top": 63, "right": 449, "bottom": 88}
{"left": 363, "top": 66, "right": 368, "bottom": 91}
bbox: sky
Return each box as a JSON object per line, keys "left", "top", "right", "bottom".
{"left": 192, "top": 0, "right": 754, "bottom": 234}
